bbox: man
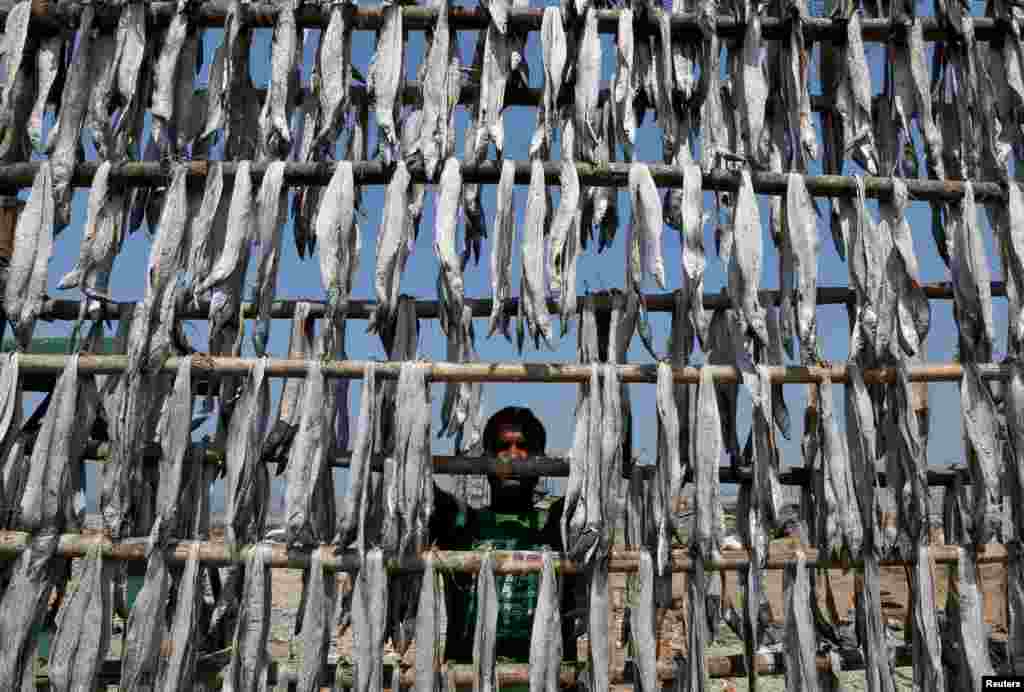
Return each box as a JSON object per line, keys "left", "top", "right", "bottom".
{"left": 431, "top": 406, "right": 575, "bottom": 663}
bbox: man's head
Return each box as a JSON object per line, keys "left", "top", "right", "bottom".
{"left": 482, "top": 407, "right": 546, "bottom": 508}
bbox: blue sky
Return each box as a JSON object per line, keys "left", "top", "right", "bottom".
{"left": 25, "top": 0, "right": 1007, "bottom": 512}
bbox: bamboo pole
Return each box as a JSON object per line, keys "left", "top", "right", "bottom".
{"left": 0, "top": 531, "right": 1007, "bottom": 573}
{"left": 8, "top": 353, "right": 1011, "bottom": 385}
{"left": 81, "top": 439, "right": 974, "bottom": 488}
{"left": 0, "top": 160, "right": 1007, "bottom": 202}
{"left": 1, "top": 0, "right": 1007, "bottom": 41}
{"left": 36, "top": 280, "right": 1006, "bottom": 323}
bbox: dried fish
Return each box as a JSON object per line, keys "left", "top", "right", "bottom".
{"left": 955, "top": 547, "right": 995, "bottom": 684}
{"left": 950, "top": 181, "right": 994, "bottom": 362}
{"left": 474, "top": 17, "right": 509, "bottom": 159}
{"left": 698, "top": 0, "right": 727, "bottom": 172}
{"left": 629, "top": 550, "right": 658, "bottom": 692}
{"left": 529, "top": 7, "right": 566, "bottom": 159}
{"left": 435, "top": 157, "right": 465, "bottom": 337}
{"left": 655, "top": 361, "right": 682, "bottom": 577}
{"left": 0, "top": 534, "right": 59, "bottom": 688}
{"left": 28, "top": 36, "right": 62, "bottom": 152}
{"left": 0, "top": 1, "right": 30, "bottom": 126}
{"left": 251, "top": 160, "right": 288, "bottom": 355}
{"left": 473, "top": 550, "right": 498, "bottom": 692}
{"left": 224, "top": 544, "right": 272, "bottom": 692}
{"left": 834, "top": 12, "right": 877, "bottom": 174}
{"left": 264, "top": 303, "right": 314, "bottom": 467}
{"left": 187, "top": 161, "right": 226, "bottom": 301}
{"left": 883, "top": 179, "right": 930, "bottom": 358}
{"left": 316, "top": 161, "right": 360, "bottom": 341}
{"left": 519, "top": 158, "right": 554, "bottom": 350}
{"left": 119, "top": 548, "right": 170, "bottom": 692}
{"left": 780, "top": 0, "right": 818, "bottom": 168}
{"left": 961, "top": 362, "right": 1001, "bottom": 547}
{"left": 728, "top": 170, "right": 769, "bottom": 347}
{"left": 87, "top": 29, "right": 119, "bottom": 161}
{"left": 694, "top": 366, "right": 723, "bottom": 558}
{"left": 336, "top": 362, "right": 377, "bottom": 556}
{"left": 48, "top": 6, "right": 94, "bottom": 229}
{"left": 414, "top": 554, "right": 444, "bottom": 692}
{"left": 627, "top": 163, "right": 667, "bottom": 292}
{"left": 285, "top": 359, "right": 328, "bottom": 546}
{"left": 369, "top": 4, "right": 403, "bottom": 163}
{"left": 587, "top": 557, "right": 610, "bottom": 692}
{"left": 258, "top": 0, "right": 298, "bottom": 159}
{"left": 349, "top": 548, "right": 388, "bottom": 692}
{"left": 612, "top": 8, "right": 635, "bottom": 161}
{"left": 819, "top": 375, "right": 863, "bottom": 557}
{"left": 574, "top": 8, "right": 601, "bottom": 162}
{"left": 783, "top": 550, "right": 818, "bottom": 691}
{"left": 224, "top": 359, "right": 271, "bottom": 546}
{"left": 5, "top": 162, "right": 53, "bottom": 351}
{"left": 371, "top": 161, "right": 412, "bottom": 334}
{"left": 736, "top": 11, "right": 767, "bottom": 164}
{"left": 705, "top": 309, "right": 742, "bottom": 464}
{"left": 489, "top": 159, "right": 516, "bottom": 340}
{"left": 418, "top": 0, "right": 459, "bottom": 179}
{"left": 529, "top": 549, "right": 562, "bottom": 692}
{"left": 783, "top": 172, "right": 819, "bottom": 364}
{"left": 159, "top": 544, "right": 202, "bottom": 691}
{"left": 314, "top": 0, "right": 353, "bottom": 149}
{"left": 686, "top": 557, "right": 708, "bottom": 692}
{"left": 49, "top": 547, "right": 111, "bottom": 692}
{"left": 910, "top": 545, "right": 945, "bottom": 692}
{"left": 549, "top": 160, "right": 580, "bottom": 325}
{"left": 150, "top": 356, "right": 192, "bottom": 545}
{"left": 57, "top": 161, "right": 121, "bottom": 305}
{"left": 297, "top": 548, "right": 336, "bottom": 692}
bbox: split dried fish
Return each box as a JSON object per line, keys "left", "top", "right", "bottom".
{"left": 549, "top": 160, "right": 580, "bottom": 327}
{"left": 705, "top": 309, "right": 743, "bottom": 464}
{"left": 694, "top": 366, "right": 723, "bottom": 558}
{"left": 629, "top": 550, "right": 658, "bottom": 692}
{"left": 159, "top": 544, "right": 202, "bottom": 691}
{"left": 575, "top": 8, "right": 601, "bottom": 162}
{"left": 349, "top": 548, "right": 388, "bottom": 692}
{"left": 297, "top": 548, "right": 336, "bottom": 692}
{"left": 417, "top": 0, "right": 460, "bottom": 180}
{"left": 587, "top": 557, "right": 610, "bottom": 692}
{"left": 655, "top": 361, "right": 683, "bottom": 577}
{"left": 488, "top": 159, "right": 516, "bottom": 340}
{"left": 950, "top": 181, "right": 994, "bottom": 362}
{"left": 519, "top": 158, "right": 554, "bottom": 350}
{"left": 834, "top": 12, "right": 878, "bottom": 174}
{"left": 28, "top": 36, "right": 62, "bottom": 152}
{"left": 336, "top": 362, "right": 377, "bottom": 556}
{"left": 87, "top": 29, "right": 119, "bottom": 161}
{"left": 264, "top": 303, "right": 314, "bottom": 468}
{"left": 119, "top": 548, "right": 170, "bottom": 692}
{"left": 779, "top": 0, "right": 818, "bottom": 168}
{"left": 285, "top": 359, "right": 329, "bottom": 546}
{"left": 845, "top": 363, "right": 879, "bottom": 549}
{"left": 253, "top": 160, "right": 288, "bottom": 356}
{"left": 856, "top": 551, "right": 897, "bottom": 692}
{"left": 530, "top": 7, "right": 566, "bottom": 159}
{"left": 686, "top": 557, "right": 708, "bottom": 692}
{"left": 224, "top": 544, "right": 272, "bottom": 692}
{"left": 783, "top": 550, "right": 819, "bottom": 691}
{"left": 369, "top": 4, "right": 403, "bottom": 163}
{"left": 5, "top": 162, "right": 53, "bottom": 351}
{"left": 150, "top": 2, "right": 191, "bottom": 152}
{"left": 955, "top": 547, "right": 995, "bottom": 683}
{"left": 736, "top": 11, "right": 767, "bottom": 164}
{"left": 474, "top": 17, "right": 509, "bottom": 159}
{"left": 627, "top": 163, "right": 667, "bottom": 292}
{"left": 316, "top": 161, "right": 360, "bottom": 342}
{"left": 0, "top": 1, "right": 30, "bottom": 127}
{"left": 0, "top": 535, "right": 60, "bottom": 689}
{"left": 728, "top": 170, "right": 769, "bottom": 347}
{"left": 314, "top": 0, "right": 353, "bottom": 149}
{"left": 698, "top": 0, "right": 727, "bottom": 172}
{"left": 187, "top": 161, "right": 226, "bottom": 302}
{"left": 150, "top": 356, "right": 192, "bottom": 545}
{"left": 910, "top": 545, "right": 945, "bottom": 692}
{"left": 415, "top": 553, "right": 445, "bottom": 692}
{"left": 372, "top": 161, "right": 412, "bottom": 334}
{"left": 529, "top": 549, "right": 562, "bottom": 692}
{"left": 613, "top": 8, "right": 635, "bottom": 161}
{"left": 961, "top": 362, "right": 1001, "bottom": 547}
{"left": 49, "top": 547, "right": 111, "bottom": 692}
{"left": 473, "top": 550, "right": 498, "bottom": 692}
{"left": 259, "top": 0, "right": 298, "bottom": 159}
{"left": 819, "top": 375, "right": 862, "bottom": 557}
{"left": 224, "top": 359, "right": 271, "bottom": 546}
{"left": 48, "top": 6, "right": 94, "bottom": 229}
{"left": 435, "top": 157, "right": 465, "bottom": 337}
{"left": 783, "top": 172, "right": 819, "bottom": 364}
{"left": 889, "top": 20, "right": 944, "bottom": 179}
{"left": 883, "top": 179, "right": 930, "bottom": 358}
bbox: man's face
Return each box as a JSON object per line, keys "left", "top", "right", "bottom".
{"left": 494, "top": 424, "right": 529, "bottom": 461}
{"left": 488, "top": 422, "right": 537, "bottom": 501}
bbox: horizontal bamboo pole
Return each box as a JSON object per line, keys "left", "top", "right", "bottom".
{"left": 0, "top": 160, "right": 1007, "bottom": 202}
{"left": 0, "top": 531, "right": 1007, "bottom": 574}
{"left": 81, "top": 440, "right": 975, "bottom": 488}
{"left": 9, "top": 353, "right": 1012, "bottom": 385}
{"left": 2, "top": 0, "right": 1008, "bottom": 42}
{"left": 38, "top": 280, "right": 1005, "bottom": 323}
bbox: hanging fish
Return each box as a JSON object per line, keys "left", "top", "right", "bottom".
{"left": 910, "top": 545, "right": 945, "bottom": 691}
{"left": 530, "top": 7, "right": 567, "bottom": 159}
{"left": 519, "top": 159, "right": 554, "bottom": 351}
{"left": 472, "top": 549, "right": 499, "bottom": 692}
{"left": 474, "top": 11, "right": 509, "bottom": 159}
{"left": 371, "top": 161, "right": 412, "bottom": 334}
{"left": 655, "top": 361, "right": 682, "bottom": 577}
{"left": 574, "top": 8, "right": 601, "bottom": 163}
{"left": 549, "top": 160, "right": 580, "bottom": 325}
{"left": 0, "top": 535, "right": 60, "bottom": 689}
{"left": 264, "top": 303, "right": 315, "bottom": 468}
{"left": 626, "top": 163, "right": 667, "bottom": 292}
{"left": 736, "top": 10, "right": 767, "bottom": 165}
{"left": 0, "top": 1, "right": 31, "bottom": 126}
{"left": 5, "top": 162, "right": 53, "bottom": 351}
{"left": 224, "top": 359, "right": 271, "bottom": 546}
{"left": 87, "top": 27, "right": 120, "bottom": 161}
{"left": 119, "top": 549, "right": 170, "bottom": 692}
{"left": 783, "top": 172, "right": 819, "bottom": 364}
{"left": 694, "top": 366, "right": 723, "bottom": 559}
{"left": 955, "top": 547, "right": 996, "bottom": 682}
{"left": 186, "top": 161, "right": 226, "bottom": 300}
{"left": 417, "top": 0, "right": 460, "bottom": 179}
{"left": 284, "top": 359, "right": 329, "bottom": 546}
{"left": 413, "top": 553, "right": 445, "bottom": 692}
{"left": 150, "top": 356, "right": 192, "bottom": 545}
{"left": 891, "top": 20, "right": 944, "bottom": 180}
{"left": 779, "top": 0, "right": 818, "bottom": 168}
{"left": 435, "top": 157, "right": 465, "bottom": 337}
{"left": 57, "top": 161, "right": 122, "bottom": 299}
{"left": 314, "top": 0, "right": 353, "bottom": 150}
{"left": 489, "top": 159, "right": 516, "bottom": 340}
{"left": 49, "top": 547, "right": 112, "bottom": 692}
{"left": 316, "top": 161, "right": 360, "bottom": 344}
{"left": 28, "top": 35, "right": 62, "bottom": 152}
{"left": 834, "top": 11, "right": 878, "bottom": 174}
{"left": 252, "top": 160, "right": 289, "bottom": 356}
{"left": 528, "top": 549, "right": 563, "bottom": 692}
{"left": 258, "top": 0, "right": 299, "bottom": 159}
{"left": 159, "top": 544, "right": 202, "bottom": 691}
{"left": 349, "top": 548, "right": 388, "bottom": 692}
{"left": 883, "top": 178, "right": 930, "bottom": 358}
{"left": 950, "top": 182, "right": 994, "bottom": 362}
{"left": 961, "top": 362, "right": 1001, "bottom": 547}
{"left": 369, "top": 4, "right": 403, "bottom": 164}
{"left": 728, "top": 170, "right": 769, "bottom": 347}
{"left": 783, "top": 550, "right": 819, "bottom": 691}
{"left": 335, "top": 362, "right": 377, "bottom": 558}
{"left": 224, "top": 544, "right": 273, "bottom": 692}
{"left": 819, "top": 375, "right": 862, "bottom": 557}
{"left": 698, "top": 0, "right": 728, "bottom": 172}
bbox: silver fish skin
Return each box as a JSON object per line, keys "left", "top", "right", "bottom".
{"left": 28, "top": 35, "right": 62, "bottom": 152}
{"left": 48, "top": 6, "right": 95, "bottom": 230}
{"left": 528, "top": 549, "right": 562, "bottom": 692}
{"left": 627, "top": 163, "right": 667, "bottom": 291}
{"left": 265, "top": 302, "right": 314, "bottom": 468}
{"left": 489, "top": 159, "right": 516, "bottom": 340}
{"left": 780, "top": 0, "right": 818, "bottom": 167}
{"left": 119, "top": 549, "right": 170, "bottom": 692}
{"left": 314, "top": 2, "right": 353, "bottom": 149}
{"left": 728, "top": 170, "right": 769, "bottom": 347}
{"left": 891, "top": 21, "right": 944, "bottom": 179}
{"left": 315, "top": 161, "right": 358, "bottom": 347}
{"left": 961, "top": 361, "right": 1001, "bottom": 547}
{"left": 187, "top": 161, "right": 226, "bottom": 299}
{"left": 784, "top": 172, "right": 819, "bottom": 364}
{"left": 0, "top": 0, "right": 30, "bottom": 125}
{"left": 336, "top": 362, "right": 377, "bottom": 556}
{"left": 297, "top": 547, "right": 336, "bottom": 692}
{"left": 951, "top": 181, "right": 994, "bottom": 362}
{"left": 253, "top": 160, "right": 289, "bottom": 356}
{"left": 694, "top": 366, "right": 723, "bottom": 558}
{"left": 369, "top": 4, "right": 403, "bottom": 163}
{"left": 224, "top": 359, "right": 271, "bottom": 546}
{"left": 48, "top": 548, "right": 112, "bottom": 692}
{"left": 519, "top": 158, "right": 554, "bottom": 350}
{"left": 87, "top": 30, "right": 119, "bottom": 160}
{"left": 955, "top": 547, "right": 995, "bottom": 685}
{"left": 224, "top": 544, "right": 273, "bottom": 692}
{"left": 196, "top": 160, "right": 253, "bottom": 296}
{"left": 285, "top": 359, "right": 327, "bottom": 546}
{"left": 418, "top": 0, "right": 458, "bottom": 179}
{"left": 150, "top": 5, "right": 189, "bottom": 150}
{"left": 783, "top": 550, "right": 819, "bottom": 691}
{"left": 474, "top": 20, "right": 509, "bottom": 159}
{"left": 549, "top": 160, "right": 580, "bottom": 309}
{"left": 834, "top": 12, "right": 878, "bottom": 174}
{"left": 736, "top": 12, "right": 767, "bottom": 165}
{"left": 5, "top": 162, "right": 53, "bottom": 351}
{"left": 612, "top": 9, "right": 635, "bottom": 161}
{"left": 883, "top": 179, "right": 930, "bottom": 358}
{"left": 414, "top": 554, "right": 444, "bottom": 692}
{"left": 259, "top": 0, "right": 298, "bottom": 159}
{"left": 530, "top": 7, "right": 567, "bottom": 159}
{"left": 435, "top": 157, "right": 465, "bottom": 337}
{"left": 57, "top": 161, "right": 113, "bottom": 291}
{"left": 655, "top": 361, "right": 682, "bottom": 576}
{"left": 372, "top": 161, "right": 412, "bottom": 334}
{"left": 350, "top": 548, "right": 388, "bottom": 692}
{"left": 575, "top": 8, "right": 601, "bottom": 162}
{"left": 473, "top": 550, "right": 499, "bottom": 692}
{"left": 159, "top": 544, "right": 202, "bottom": 691}
{"left": 698, "top": 0, "right": 727, "bottom": 173}
{"left": 819, "top": 375, "right": 863, "bottom": 557}
{"left": 150, "top": 356, "right": 192, "bottom": 546}
{"left": 112, "top": 2, "right": 147, "bottom": 142}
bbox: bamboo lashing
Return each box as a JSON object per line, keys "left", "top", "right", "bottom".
{"left": 0, "top": 0, "right": 1009, "bottom": 40}
{"left": 33, "top": 280, "right": 1010, "bottom": 322}
{"left": 0, "top": 531, "right": 1006, "bottom": 574}
{"left": 9, "top": 353, "right": 1011, "bottom": 385}
{"left": 0, "top": 160, "right": 1007, "bottom": 202}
